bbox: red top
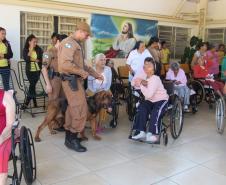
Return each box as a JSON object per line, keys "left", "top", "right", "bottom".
{"left": 193, "top": 65, "right": 209, "bottom": 79}
{"left": 0, "top": 90, "right": 6, "bottom": 135}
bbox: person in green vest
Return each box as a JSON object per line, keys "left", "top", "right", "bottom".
{"left": 0, "top": 27, "right": 13, "bottom": 90}
{"left": 22, "top": 34, "right": 43, "bottom": 108}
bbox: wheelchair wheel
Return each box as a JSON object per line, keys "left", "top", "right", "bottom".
{"left": 189, "top": 80, "right": 205, "bottom": 104}
{"left": 170, "top": 97, "right": 184, "bottom": 139}
{"left": 127, "top": 93, "right": 137, "bottom": 121}
{"left": 216, "top": 97, "right": 225, "bottom": 134}
{"left": 20, "top": 126, "right": 37, "bottom": 185}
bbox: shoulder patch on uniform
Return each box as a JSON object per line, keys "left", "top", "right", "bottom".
{"left": 43, "top": 53, "right": 49, "bottom": 59}
{"left": 65, "top": 43, "right": 72, "bottom": 48}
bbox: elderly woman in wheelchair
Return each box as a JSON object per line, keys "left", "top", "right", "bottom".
{"left": 0, "top": 90, "right": 15, "bottom": 185}
{"left": 193, "top": 57, "right": 226, "bottom": 96}
{"left": 130, "top": 57, "right": 169, "bottom": 143}
{"left": 166, "top": 62, "right": 191, "bottom": 112}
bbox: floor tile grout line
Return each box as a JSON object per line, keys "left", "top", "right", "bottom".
{"left": 199, "top": 163, "right": 226, "bottom": 177}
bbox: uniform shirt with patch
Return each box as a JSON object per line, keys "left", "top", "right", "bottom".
{"left": 58, "top": 36, "right": 99, "bottom": 79}
{"left": 43, "top": 47, "right": 58, "bottom": 72}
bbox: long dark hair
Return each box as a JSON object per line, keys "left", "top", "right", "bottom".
{"left": 0, "top": 27, "right": 9, "bottom": 45}
{"left": 147, "top": 36, "right": 159, "bottom": 47}
{"left": 133, "top": 40, "right": 144, "bottom": 50}
{"left": 124, "top": 22, "right": 134, "bottom": 39}
{"left": 24, "top": 34, "right": 37, "bottom": 50}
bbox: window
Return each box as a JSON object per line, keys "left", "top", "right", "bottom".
{"left": 205, "top": 28, "right": 225, "bottom": 45}
{"left": 20, "top": 12, "right": 86, "bottom": 57}
{"left": 20, "top": 12, "right": 53, "bottom": 55}
{"left": 158, "top": 25, "right": 191, "bottom": 59}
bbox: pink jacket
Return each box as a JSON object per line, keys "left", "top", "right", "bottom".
{"left": 132, "top": 69, "right": 169, "bottom": 102}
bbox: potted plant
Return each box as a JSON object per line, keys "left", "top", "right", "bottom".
{"left": 181, "top": 36, "right": 202, "bottom": 64}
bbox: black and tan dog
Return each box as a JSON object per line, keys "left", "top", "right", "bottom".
{"left": 80, "top": 90, "right": 112, "bottom": 140}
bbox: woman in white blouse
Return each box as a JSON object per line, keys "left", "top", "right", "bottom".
{"left": 87, "top": 53, "right": 112, "bottom": 130}
{"left": 87, "top": 53, "right": 112, "bottom": 93}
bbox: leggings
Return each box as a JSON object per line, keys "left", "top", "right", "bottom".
{"left": 25, "top": 71, "right": 40, "bottom": 103}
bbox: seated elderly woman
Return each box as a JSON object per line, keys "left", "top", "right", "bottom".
{"left": 131, "top": 57, "right": 168, "bottom": 143}
{"left": 0, "top": 90, "right": 15, "bottom": 185}
{"left": 193, "top": 57, "right": 225, "bottom": 95}
{"left": 87, "top": 53, "right": 112, "bottom": 129}
{"left": 166, "top": 62, "right": 190, "bottom": 112}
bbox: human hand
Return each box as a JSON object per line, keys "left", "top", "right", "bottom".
{"left": 0, "top": 53, "right": 4, "bottom": 59}
{"left": 45, "top": 84, "right": 52, "bottom": 94}
{"left": 81, "top": 71, "right": 89, "bottom": 80}
{"left": 175, "top": 81, "right": 181, "bottom": 85}
{"left": 141, "top": 80, "right": 148, "bottom": 87}
{"left": 134, "top": 78, "right": 142, "bottom": 87}
{"left": 97, "top": 74, "right": 104, "bottom": 81}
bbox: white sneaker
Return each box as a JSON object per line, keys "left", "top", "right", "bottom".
{"left": 146, "top": 132, "right": 152, "bottom": 140}
{"left": 132, "top": 131, "right": 146, "bottom": 140}
{"left": 184, "top": 105, "right": 190, "bottom": 112}
{"left": 146, "top": 135, "right": 159, "bottom": 143}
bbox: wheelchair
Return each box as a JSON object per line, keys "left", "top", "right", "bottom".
{"left": 128, "top": 81, "right": 184, "bottom": 146}
{"left": 8, "top": 118, "right": 37, "bottom": 185}
{"left": 189, "top": 77, "right": 226, "bottom": 134}
{"left": 215, "top": 94, "right": 225, "bottom": 134}
{"left": 108, "top": 78, "right": 123, "bottom": 128}
{"left": 0, "top": 68, "right": 37, "bottom": 185}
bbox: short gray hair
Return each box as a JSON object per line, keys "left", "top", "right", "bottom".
{"left": 94, "top": 53, "right": 106, "bottom": 63}
{"left": 170, "top": 62, "right": 180, "bottom": 71}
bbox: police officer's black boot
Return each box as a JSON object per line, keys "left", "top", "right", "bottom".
{"left": 64, "top": 131, "right": 87, "bottom": 152}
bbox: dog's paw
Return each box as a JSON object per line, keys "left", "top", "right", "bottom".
{"left": 35, "top": 137, "right": 41, "bottom": 142}
{"left": 93, "top": 135, "right": 102, "bottom": 140}
{"left": 50, "top": 130, "right": 57, "bottom": 135}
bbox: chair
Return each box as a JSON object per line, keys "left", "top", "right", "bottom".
{"left": 17, "top": 60, "right": 47, "bottom": 117}
{"left": 0, "top": 68, "right": 25, "bottom": 116}
{"left": 117, "top": 65, "right": 129, "bottom": 99}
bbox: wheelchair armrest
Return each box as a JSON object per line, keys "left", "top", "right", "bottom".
{"left": 12, "top": 120, "right": 19, "bottom": 130}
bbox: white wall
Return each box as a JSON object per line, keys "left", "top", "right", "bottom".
{"left": 0, "top": 4, "right": 91, "bottom": 61}
{"left": 53, "top": 0, "right": 197, "bottom": 16}
{"left": 208, "top": 0, "right": 226, "bottom": 20}
{"left": 0, "top": 2, "right": 198, "bottom": 61}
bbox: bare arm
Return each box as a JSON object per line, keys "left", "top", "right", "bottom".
{"left": 0, "top": 91, "right": 16, "bottom": 144}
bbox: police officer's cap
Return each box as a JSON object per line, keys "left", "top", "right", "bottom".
{"left": 76, "top": 22, "right": 92, "bottom": 37}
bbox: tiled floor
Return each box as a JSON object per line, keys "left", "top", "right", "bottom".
{"left": 7, "top": 102, "right": 226, "bottom": 185}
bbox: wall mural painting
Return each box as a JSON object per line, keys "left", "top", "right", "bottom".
{"left": 91, "top": 14, "right": 158, "bottom": 58}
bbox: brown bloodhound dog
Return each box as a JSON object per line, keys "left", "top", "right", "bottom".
{"left": 80, "top": 90, "right": 112, "bottom": 140}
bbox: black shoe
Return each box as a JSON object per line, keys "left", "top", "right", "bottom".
{"left": 64, "top": 131, "right": 87, "bottom": 152}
